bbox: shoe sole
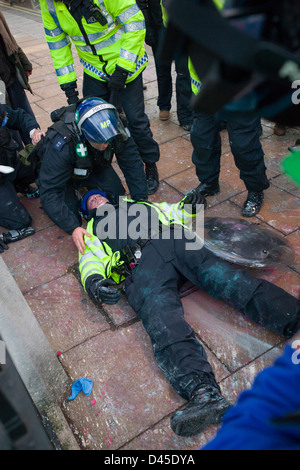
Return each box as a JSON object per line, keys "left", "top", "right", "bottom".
{"left": 171, "top": 400, "right": 231, "bottom": 437}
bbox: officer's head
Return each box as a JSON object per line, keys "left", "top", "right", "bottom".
{"left": 80, "top": 189, "right": 109, "bottom": 221}
{"left": 75, "top": 97, "right": 129, "bottom": 149}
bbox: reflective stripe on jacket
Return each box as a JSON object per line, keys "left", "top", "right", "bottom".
{"left": 39, "top": 0, "right": 148, "bottom": 85}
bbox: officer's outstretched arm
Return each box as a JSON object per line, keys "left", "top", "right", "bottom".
{"left": 78, "top": 231, "right": 121, "bottom": 305}
{"left": 72, "top": 227, "right": 91, "bottom": 255}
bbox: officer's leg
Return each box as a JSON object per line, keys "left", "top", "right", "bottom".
{"left": 174, "top": 54, "right": 193, "bottom": 127}
{"left": 174, "top": 235, "right": 299, "bottom": 338}
{"left": 120, "top": 74, "right": 160, "bottom": 165}
{"left": 190, "top": 112, "right": 222, "bottom": 185}
{"left": 0, "top": 177, "right": 32, "bottom": 229}
{"left": 152, "top": 38, "right": 173, "bottom": 114}
{"left": 226, "top": 114, "right": 269, "bottom": 192}
{"left": 124, "top": 242, "right": 219, "bottom": 401}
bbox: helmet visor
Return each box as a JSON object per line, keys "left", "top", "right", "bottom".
{"left": 78, "top": 104, "right": 123, "bottom": 143}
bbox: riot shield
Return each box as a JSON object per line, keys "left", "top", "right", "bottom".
{"left": 204, "top": 217, "right": 295, "bottom": 268}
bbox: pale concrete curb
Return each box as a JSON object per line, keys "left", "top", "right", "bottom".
{"left": 0, "top": 256, "right": 80, "bottom": 449}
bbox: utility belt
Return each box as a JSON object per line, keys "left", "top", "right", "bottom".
{"left": 113, "top": 239, "right": 150, "bottom": 277}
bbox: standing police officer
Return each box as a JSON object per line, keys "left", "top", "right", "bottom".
{"left": 189, "top": 59, "right": 269, "bottom": 217}
{"left": 38, "top": 97, "right": 148, "bottom": 252}
{"left": 39, "top": 0, "right": 160, "bottom": 194}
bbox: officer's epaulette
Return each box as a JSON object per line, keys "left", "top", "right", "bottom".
{"left": 49, "top": 120, "right": 74, "bottom": 152}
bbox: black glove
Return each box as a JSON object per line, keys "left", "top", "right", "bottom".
{"left": 108, "top": 65, "right": 128, "bottom": 91}
{"left": 180, "top": 188, "right": 207, "bottom": 212}
{"left": 92, "top": 279, "right": 121, "bottom": 305}
{"left": 145, "top": 27, "right": 156, "bottom": 47}
{"left": 2, "top": 227, "right": 35, "bottom": 244}
{"left": 60, "top": 81, "right": 79, "bottom": 105}
{"left": 0, "top": 239, "right": 8, "bottom": 253}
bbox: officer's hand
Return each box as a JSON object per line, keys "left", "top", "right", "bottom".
{"left": 145, "top": 26, "right": 156, "bottom": 47}
{"left": 95, "top": 279, "right": 121, "bottom": 305}
{"left": 31, "top": 129, "right": 45, "bottom": 145}
{"left": 180, "top": 188, "right": 207, "bottom": 212}
{"left": 108, "top": 65, "right": 128, "bottom": 91}
{"left": 72, "top": 227, "right": 92, "bottom": 255}
{"left": 60, "top": 81, "right": 79, "bottom": 105}
{"left": 0, "top": 239, "right": 9, "bottom": 253}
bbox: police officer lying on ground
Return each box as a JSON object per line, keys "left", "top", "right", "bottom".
{"left": 0, "top": 103, "right": 44, "bottom": 253}
{"left": 77, "top": 188, "right": 300, "bottom": 437}
{"left": 37, "top": 97, "right": 149, "bottom": 253}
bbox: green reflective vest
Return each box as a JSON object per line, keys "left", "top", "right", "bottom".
{"left": 39, "top": 0, "right": 148, "bottom": 86}
{"left": 78, "top": 197, "right": 197, "bottom": 291}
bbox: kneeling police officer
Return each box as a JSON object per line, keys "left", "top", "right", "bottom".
{"left": 38, "top": 97, "right": 148, "bottom": 252}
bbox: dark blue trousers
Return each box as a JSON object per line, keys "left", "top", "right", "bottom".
{"left": 152, "top": 45, "right": 193, "bottom": 126}
{"left": 83, "top": 73, "right": 160, "bottom": 165}
{"left": 191, "top": 112, "right": 270, "bottom": 192}
{"left": 0, "top": 160, "right": 35, "bottom": 229}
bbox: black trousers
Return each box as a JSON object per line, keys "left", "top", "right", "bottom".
{"left": 125, "top": 230, "right": 299, "bottom": 400}
{"left": 191, "top": 111, "right": 270, "bottom": 192}
{"left": 83, "top": 73, "right": 160, "bottom": 165}
{"left": 0, "top": 161, "right": 35, "bottom": 229}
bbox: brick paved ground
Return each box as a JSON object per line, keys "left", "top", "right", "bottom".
{"left": 0, "top": 1, "right": 299, "bottom": 450}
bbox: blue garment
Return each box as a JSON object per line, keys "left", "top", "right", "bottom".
{"left": 68, "top": 378, "right": 93, "bottom": 401}
{"left": 203, "top": 344, "right": 300, "bottom": 450}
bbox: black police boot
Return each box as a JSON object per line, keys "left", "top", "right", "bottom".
{"left": 242, "top": 191, "right": 264, "bottom": 217}
{"left": 170, "top": 385, "right": 231, "bottom": 437}
{"left": 145, "top": 162, "right": 159, "bottom": 195}
{"left": 195, "top": 180, "right": 220, "bottom": 197}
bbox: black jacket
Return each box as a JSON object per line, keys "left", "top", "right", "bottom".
{"left": 136, "top": 0, "right": 164, "bottom": 47}
{"left": 38, "top": 108, "right": 114, "bottom": 235}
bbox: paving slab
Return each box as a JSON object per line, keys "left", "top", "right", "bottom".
{"left": 24, "top": 273, "right": 111, "bottom": 352}
{"left": 0, "top": 3, "right": 299, "bottom": 451}
{"left": 1, "top": 224, "right": 78, "bottom": 293}
{"left": 231, "top": 184, "right": 300, "bottom": 236}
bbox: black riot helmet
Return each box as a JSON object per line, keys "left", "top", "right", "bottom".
{"left": 161, "top": 0, "right": 300, "bottom": 126}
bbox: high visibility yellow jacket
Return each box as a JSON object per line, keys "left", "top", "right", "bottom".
{"left": 79, "top": 197, "right": 197, "bottom": 291}
{"left": 39, "top": 0, "right": 148, "bottom": 86}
